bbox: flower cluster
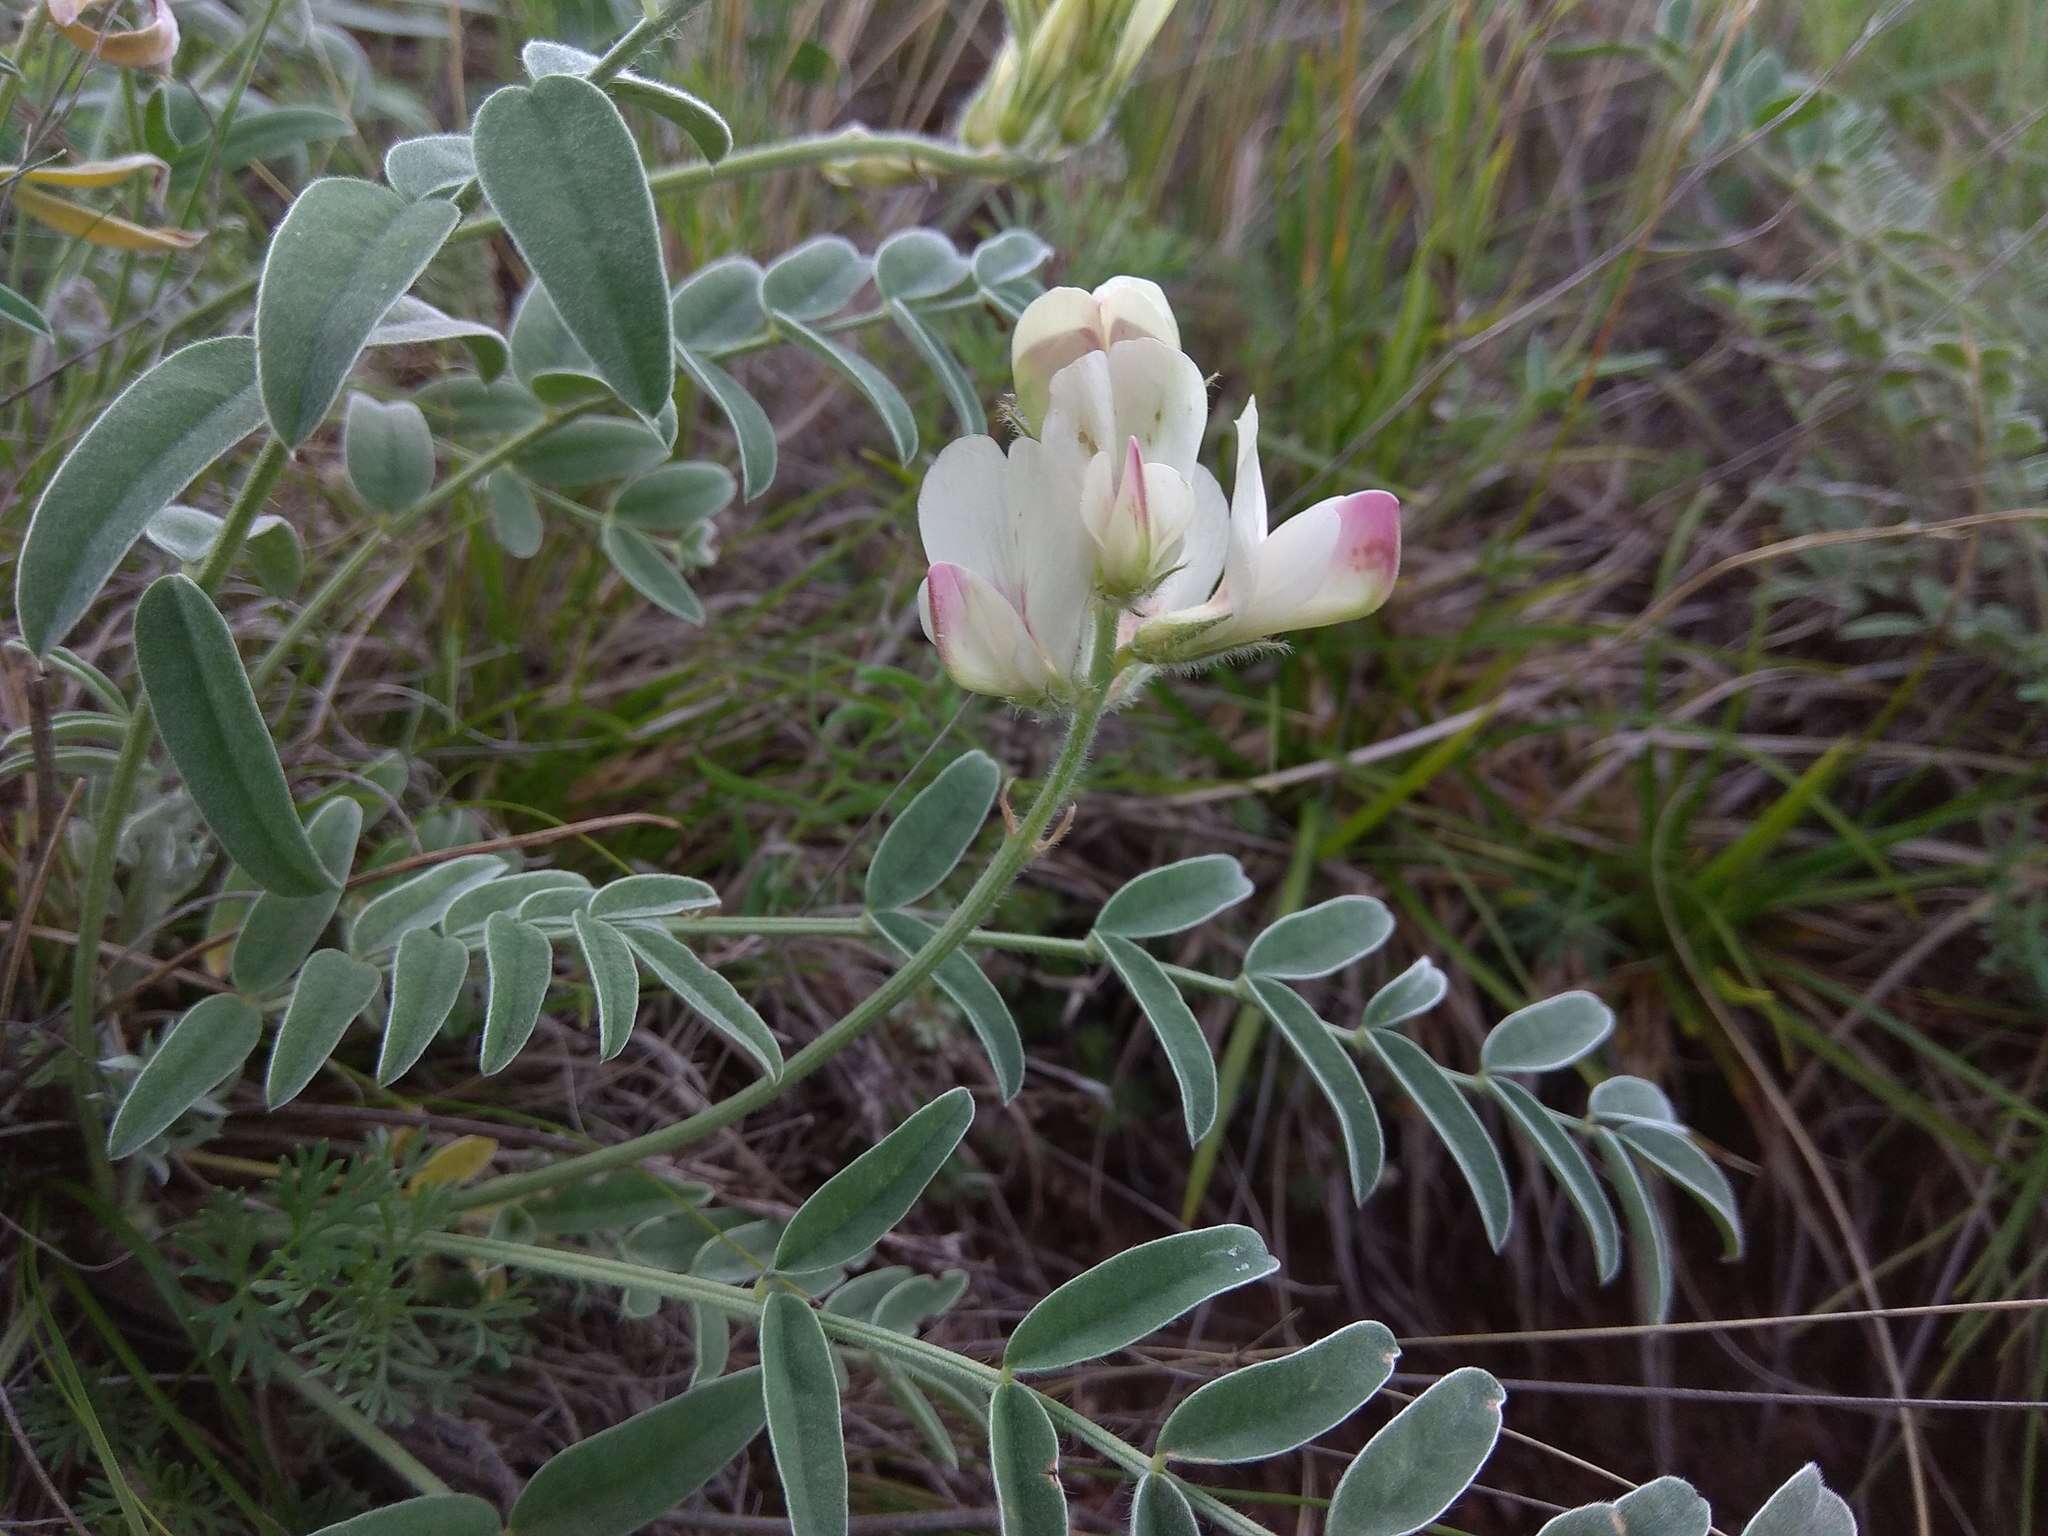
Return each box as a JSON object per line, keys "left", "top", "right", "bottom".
{"left": 917, "top": 277, "right": 1402, "bottom": 704}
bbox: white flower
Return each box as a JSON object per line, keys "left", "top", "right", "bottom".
{"left": 1131, "top": 399, "right": 1400, "bottom": 660}
{"left": 916, "top": 435, "right": 1093, "bottom": 703}
{"left": 1037, "top": 336, "right": 1228, "bottom": 604}
{"left": 1011, "top": 277, "right": 1180, "bottom": 432}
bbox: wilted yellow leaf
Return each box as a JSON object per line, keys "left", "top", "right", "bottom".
{"left": 0, "top": 153, "right": 168, "bottom": 189}
{"left": 48, "top": 0, "right": 179, "bottom": 71}
{"left": 407, "top": 1134, "right": 500, "bottom": 1193}
{"left": 13, "top": 185, "right": 202, "bottom": 251}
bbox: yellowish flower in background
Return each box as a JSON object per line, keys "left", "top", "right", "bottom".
{"left": 959, "top": 0, "right": 1181, "bottom": 155}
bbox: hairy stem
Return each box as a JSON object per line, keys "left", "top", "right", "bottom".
{"left": 272, "top": 1357, "right": 452, "bottom": 1498}
{"left": 455, "top": 606, "right": 1126, "bottom": 1213}
{"left": 422, "top": 1231, "right": 1276, "bottom": 1536}
{"left": 587, "top": 0, "right": 707, "bottom": 85}
{"left": 64, "top": 435, "right": 289, "bottom": 1188}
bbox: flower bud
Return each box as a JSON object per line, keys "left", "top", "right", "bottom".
{"left": 957, "top": 0, "right": 1181, "bottom": 156}
{"left": 1080, "top": 436, "right": 1195, "bottom": 597}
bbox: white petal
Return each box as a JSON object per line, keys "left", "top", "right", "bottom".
{"left": 1148, "top": 462, "right": 1228, "bottom": 615}
{"left": 1222, "top": 397, "right": 1266, "bottom": 601}
{"left": 1104, "top": 338, "right": 1207, "bottom": 478}
{"left": 1230, "top": 490, "right": 1400, "bottom": 638}
{"left": 926, "top": 562, "right": 1059, "bottom": 700}
{"left": 1092, "top": 276, "right": 1178, "bottom": 350}
{"left": 1003, "top": 437, "right": 1093, "bottom": 678}
{"left": 918, "top": 435, "right": 1010, "bottom": 581}
{"left": 1011, "top": 285, "right": 1104, "bottom": 428}
{"left": 1042, "top": 349, "right": 1118, "bottom": 462}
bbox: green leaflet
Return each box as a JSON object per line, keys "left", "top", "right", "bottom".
{"left": 887, "top": 301, "right": 985, "bottom": 435}
{"left": 1156, "top": 1319, "right": 1398, "bottom": 1464}
{"left": 480, "top": 912, "right": 555, "bottom": 1074}
{"left": 1739, "top": 1465, "right": 1822, "bottom": 1536}
{"left": 864, "top": 750, "right": 1001, "bottom": 911}
{"left": 671, "top": 256, "right": 766, "bottom": 353}
{"left": 1488, "top": 1076, "right": 1622, "bottom": 1283}
{"left": 1326, "top": 1367, "right": 1505, "bottom": 1536}
{"left": 511, "top": 280, "right": 608, "bottom": 402}
{"left": 1098, "top": 933, "right": 1217, "bottom": 1144}
{"left": 612, "top": 462, "right": 733, "bottom": 532}
{"left": 1005, "top": 1226, "right": 1277, "bottom": 1374}
{"left": 1248, "top": 979, "right": 1384, "bottom": 1203}
{"left": 602, "top": 521, "right": 705, "bottom": 623}
{"left": 874, "top": 228, "right": 971, "bottom": 303}
{"left": 775, "top": 315, "right": 917, "bottom": 463}
{"left": 522, "top": 1170, "right": 709, "bottom": 1237}
{"left": 869, "top": 911, "right": 1025, "bottom": 1102}
{"left": 255, "top": 177, "right": 460, "bottom": 446}
{"left": 1589, "top": 1074, "right": 1679, "bottom": 1126}
{"left": 1095, "top": 854, "right": 1254, "bottom": 939}
{"left": 305, "top": 1493, "right": 500, "bottom": 1536}
{"left": 774, "top": 1087, "right": 975, "bottom": 1274}
{"left": 572, "top": 910, "right": 641, "bottom": 1060}
{"left": 376, "top": 928, "right": 471, "bottom": 1083}
{"left": 366, "top": 296, "right": 509, "bottom": 381}
{"left": 472, "top": 74, "right": 674, "bottom": 419}
{"left": 107, "top": 994, "right": 263, "bottom": 1158}
{"left": 351, "top": 854, "right": 509, "bottom": 954}
{"left": 1360, "top": 957, "right": 1447, "bottom": 1030}
{"left": 508, "top": 1368, "right": 766, "bottom": 1536}
{"left": 516, "top": 415, "right": 671, "bottom": 487}
{"left": 1618, "top": 1122, "right": 1744, "bottom": 1258}
{"left": 1595, "top": 1128, "right": 1673, "bottom": 1323}
{"left": 342, "top": 393, "right": 435, "bottom": 513}
{"left": 520, "top": 38, "right": 732, "bottom": 163}
{"left": 1243, "top": 894, "right": 1393, "bottom": 979}
{"left": 266, "top": 949, "right": 381, "bottom": 1107}
{"left": 588, "top": 874, "right": 720, "bottom": 921}
{"left": 1479, "top": 990, "right": 1614, "bottom": 1075}
{"left": 442, "top": 870, "right": 591, "bottom": 935}
{"left": 488, "top": 471, "right": 544, "bottom": 558}
{"left": 0, "top": 279, "right": 51, "bottom": 336}
{"left": 989, "top": 1382, "right": 1067, "bottom": 1536}
{"left": 1130, "top": 1474, "right": 1199, "bottom": 1536}
{"left": 135, "top": 575, "right": 336, "bottom": 897}
{"left": 383, "top": 133, "right": 474, "bottom": 200}
{"left": 621, "top": 924, "right": 783, "bottom": 1078}
{"left": 761, "top": 236, "right": 871, "bottom": 320}
{"left": 761, "top": 1293, "right": 847, "bottom": 1536}
{"left": 679, "top": 348, "right": 775, "bottom": 498}
{"left": 870, "top": 1269, "right": 970, "bottom": 1334}
{"left": 17, "top": 336, "right": 263, "bottom": 657}
{"left": 230, "top": 798, "right": 362, "bottom": 995}
{"left": 1536, "top": 1476, "right": 1712, "bottom": 1536}
{"left": 1364, "top": 1029, "right": 1513, "bottom": 1251}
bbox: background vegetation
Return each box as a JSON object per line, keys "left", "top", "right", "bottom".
{"left": 3, "top": 0, "right": 2044, "bottom": 1531}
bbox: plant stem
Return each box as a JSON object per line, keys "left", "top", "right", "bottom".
{"left": 455, "top": 606, "right": 1125, "bottom": 1213}
{"left": 422, "top": 1231, "right": 1276, "bottom": 1536}
{"left": 447, "top": 129, "right": 1044, "bottom": 249}
{"left": 64, "top": 435, "right": 290, "bottom": 1191}
{"left": 272, "top": 1356, "right": 452, "bottom": 1498}
{"left": 1181, "top": 805, "right": 1321, "bottom": 1223}
{"left": 587, "top": 0, "right": 707, "bottom": 85}
{"left": 250, "top": 399, "right": 603, "bottom": 691}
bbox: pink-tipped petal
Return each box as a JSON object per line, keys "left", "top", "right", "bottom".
{"left": 1246, "top": 490, "right": 1401, "bottom": 636}
{"left": 1120, "top": 436, "right": 1151, "bottom": 532}
{"left": 926, "top": 562, "right": 1059, "bottom": 701}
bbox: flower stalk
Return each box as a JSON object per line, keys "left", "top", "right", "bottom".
{"left": 454, "top": 603, "right": 1126, "bottom": 1214}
